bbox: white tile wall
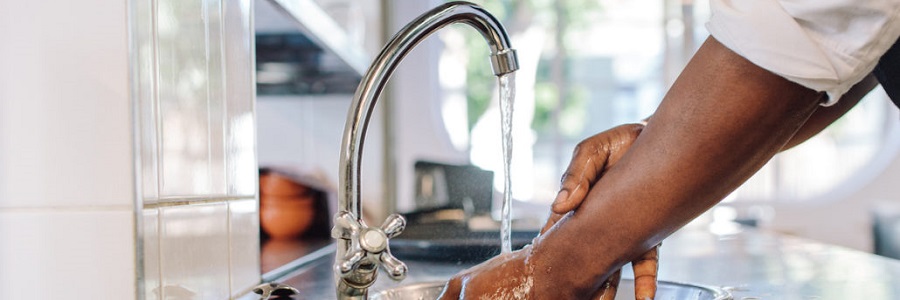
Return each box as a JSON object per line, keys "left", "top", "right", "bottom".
{"left": 224, "top": 0, "right": 258, "bottom": 197}
{"left": 157, "top": 0, "right": 220, "bottom": 197}
{"left": 159, "top": 203, "right": 231, "bottom": 300}
{"left": 150, "top": 0, "right": 257, "bottom": 200}
{"left": 229, "top": 199, "right": 262, "bottom": 297}
{"left": 0, "top": 1, "right": 140, "bottom": 299}
{"left": 135, "top": 0, "right": 259, "bottom": 297}
{"left": 0, "top": 0, "right": 258, "bottom": 298}
{"left": 0, "top": 0, "right": 133, "bottom": 209}
{"left": 138, "top": 0, "right": 260, "bottom": 298}
{"left": 143, "top": 208, "right": 161, "bottom": 300}
{"left": 0, "top": 210, "right": 137, "bottom": 299}
{"left": 145, "top": 198, "right": 260, "bottom": 300}
{"left": 207, "top": 0, "right": 230, "bottom": 196}
{"left": 135, "top": 0, "right": 159, "bottom": 204}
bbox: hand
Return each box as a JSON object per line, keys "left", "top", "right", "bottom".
{"left": 438, "top": 246, "right": 534, "bottom": 299}
{"left": 436, "top": 244, "right": 660, "bottom": 300}
{"left": 544, "top": 123, "right": 646, "bottom": 224}
{"left": 541, "top": 123, "right": 660, "bottom": 300}
{"left": 439, "top": 123, "right": 660, "bottom": 299}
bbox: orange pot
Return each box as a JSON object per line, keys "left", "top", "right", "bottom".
{"left": 260, "top": 173, "right": 310, "bottom": 197}
{"left": 260, "top": 196, "right": 316, "bottom": 239}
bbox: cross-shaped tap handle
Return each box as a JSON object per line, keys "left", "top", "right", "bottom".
{"left": 332, "top": 211, "right": 408, "bottom": 281}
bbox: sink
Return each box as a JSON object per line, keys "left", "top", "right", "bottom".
{"left": 370, "top": 279, "right": 732, "bottom": 300}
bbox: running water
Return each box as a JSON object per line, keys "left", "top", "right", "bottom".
{"left": 498, "top": 73, "right": 516, "bottom": 254}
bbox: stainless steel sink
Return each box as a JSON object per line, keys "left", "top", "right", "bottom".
{"left": 371, "top": 279, "right": 732, "bottom": 300}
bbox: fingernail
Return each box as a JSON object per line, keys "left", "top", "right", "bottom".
{"left": 553, "top": 190, "right": 568, "bottom": 206}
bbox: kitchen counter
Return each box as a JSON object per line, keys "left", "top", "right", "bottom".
{"left": 646, "top": 227, "right": 900, "bottom": 299}
{"left": 252, "top": 226, "right": 900, "bottom": 299}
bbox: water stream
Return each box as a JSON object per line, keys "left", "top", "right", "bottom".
{"left": 498, "top": 73, "right": 516, "bottom": 254}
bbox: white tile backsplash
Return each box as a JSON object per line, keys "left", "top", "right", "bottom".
{"left": 157, "top": 0, "right": 216, "bottom": 197}
{"left": 138, "top": 0, "right": 259, "bottom": 297}
{"left": 152, "top": 0, "right": 258, "bottom": 199}
{"left": 207, "top": 0, "right": 229, "bottom": 196}
{"left": 0, "top": 0, "right": 132, "bottom": 209}
{"left": 0, "top": 209, "right": 136, "bottom": 299}
{"left": 159, "top": 202, "right": 231, "bottom": 300}
{"left": 226, "top": 110, "right": 258, "bottom": 196}
{"left": 229, "top": 199, "right": 261, "bottom": 296}
{"left": 135, "top": 0, "right": 159, "bottom": 204}
{"left": 143, "top": 208, "right": 161, "bottom": 300}
{"left": 224, "top": 0, "right": 257, "bottom": 197}
{"left": 0, "top": 0, "right": 258, "bottom": 298}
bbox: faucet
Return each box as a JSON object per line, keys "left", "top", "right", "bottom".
{"left": 330, "top": 1, "right": 519, "bottom": 299}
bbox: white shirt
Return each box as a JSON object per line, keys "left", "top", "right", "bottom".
{"left": 707, "top": 0, "right": 900, "bottom": 105}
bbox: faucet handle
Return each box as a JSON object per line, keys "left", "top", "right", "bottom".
{"left": 379, "top": 246, "right": 407, "bottom": 280}
{"left": 332, "top": 211, "right": 408, "bottom": 281}
{"left": 376, "top": 214, "right": 407, "bottom": 280}
{"left": 380, "top": 213, "right": 405, "bottom": 238}
{"left": 331, "top": 211, "right": 361, "bottom": 240}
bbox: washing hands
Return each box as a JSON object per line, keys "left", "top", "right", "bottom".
{"left": 439, "top": 123, "right": 661, "bottom": 299}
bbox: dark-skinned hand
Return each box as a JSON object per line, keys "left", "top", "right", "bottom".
{"left": 439, "top": 123, "right": 660, "bottom": 299}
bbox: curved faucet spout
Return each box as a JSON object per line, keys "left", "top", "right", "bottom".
{"left": 333, "top": 2, "right": 519, "bottom": 299}
{"left": 341, "top": 1, "right": 518, "bottom": 218}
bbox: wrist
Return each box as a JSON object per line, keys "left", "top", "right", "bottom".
{"left": 527, "top": 215, "right": 625, "bottom": 298}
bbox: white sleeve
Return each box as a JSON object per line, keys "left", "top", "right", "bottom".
{"left": 706, "top": 0, "right": 900, "bottom": 105}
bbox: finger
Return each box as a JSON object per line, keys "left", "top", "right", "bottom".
{"left": 632, "top": 244, "right": 660, "bottom": 300}
{"left": 540, "top": 212, "right": 564, "bottom": 234}
{"left": 552, "top": 140, "right": 607, "bottom": 214}
{"left": 437, "top": 276, "right": 463, "bottom": 300}
{"left": 591, "top": 269, "right": 622, "bottom": 300}
{"left": 552, "top": 124, "right": 644, "bottom": 214}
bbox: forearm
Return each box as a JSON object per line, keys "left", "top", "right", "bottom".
{"left": 781, "top": 74, "right": 878, "bottom": 150}
{"left": 642, "top": 76, "right": 876, "bottom": 152}
{"left": 530, "top": 37, "right": 823, "bottom": 297}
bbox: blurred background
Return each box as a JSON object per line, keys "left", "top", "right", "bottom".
{"left": 257, "top": 0, "right": 900, "bottom": 253}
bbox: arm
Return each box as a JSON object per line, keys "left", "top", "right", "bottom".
{"left": 537, "top": 73, "right": 876, "bottom": 300}
{"left": 536, "top": 73, "right": 876, "bottom": 299}
{"left": 781, "top": 74, "right": 878, "bottom": 150}
{"left": 529, "top": 36, "right": 824, "bottom": 298}
{"left": 550, "top": 74, "right": 877, "bottom": 215}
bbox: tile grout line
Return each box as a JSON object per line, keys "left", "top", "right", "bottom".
{"left": 218, "top": 0, "right": 234, "bottom": 296}
{"left": 143, "top": 195, "right": 255, "bottom": 208}
{"left": 0, "top": 206, "right": 135, "bottom": 213}
{"left": 150, "top": 0, "right": 163, "bottom": 297}
{"left": 128, "top": 0, "right": 145, "bottom": 294}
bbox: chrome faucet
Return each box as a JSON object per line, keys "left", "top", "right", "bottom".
{"left": 331, "top": 1, "right": 518, "bottom": 299}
